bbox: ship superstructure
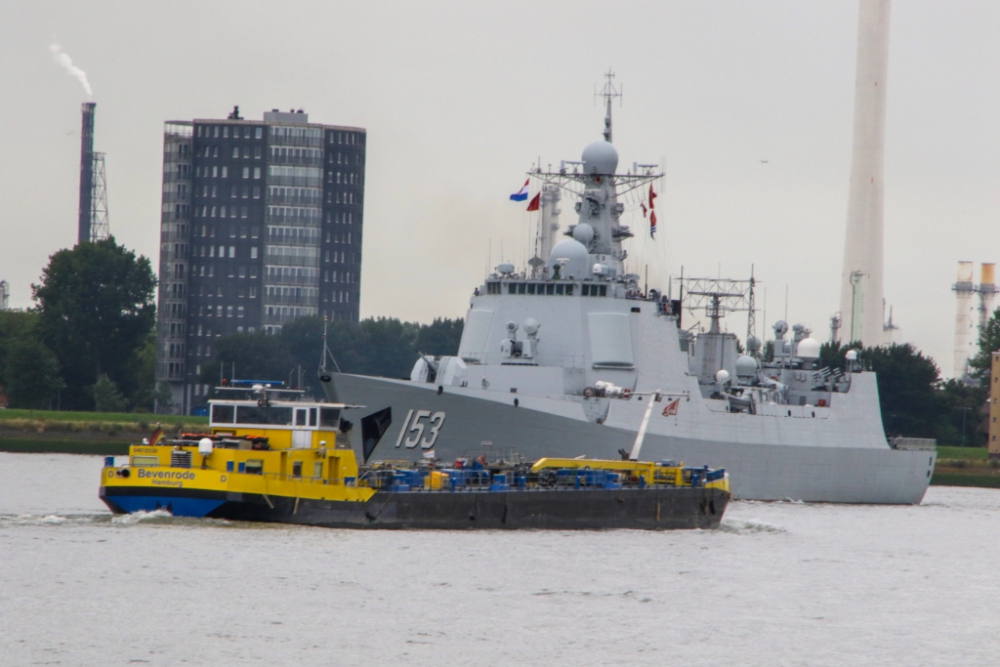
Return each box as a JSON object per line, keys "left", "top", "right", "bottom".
{"left": 321, "top": 76, "right": 934, "bottom": 504}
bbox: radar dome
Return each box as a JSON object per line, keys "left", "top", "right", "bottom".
{"left": 746, "top": 335, "right": 762, "bottom": 354}
{"left": 581, "top": 140, "right": 619, "bottom": 175}
{"left": 545, "top": 239, "right": 590, "bottom": 279}
{"left": 715, "top": 369, "right": 731, "bottom": 385}
{"left": 773, "top": 320, "right": 788, "bottom": 338}
{"left": 797, "top": 337, "right": 821, "bottom": 359}
{"left": 572, "top": 222, "right": 595, "bottom": 246}
{"left": 523, "top": 318, "right": 540, "bottom": 336}
{"left": 736, "top": 355, "right": 758, "bottom": 378}
{"left": 198, "top": 438, "right": 214, "bottom": 456}
{"left": 845, "top": 349, "right": 858, "bottom": 361}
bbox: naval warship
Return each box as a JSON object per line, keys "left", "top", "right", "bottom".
{"left": 321, "top": 78, "right": 935, "bottom": 504}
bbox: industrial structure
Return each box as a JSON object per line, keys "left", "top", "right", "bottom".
{"left": 155, "top": 107, "right": 366, "bottom": 414}
{"left": 837, "top": 0, "right": 890, "bottom": 346}
{"left": 991, "top": 352, "right": 1000, "bottom": 459}
{"left": 0, "top": 280, "right": 9, "bottom": 310}
{"left": 78, "top": 102, "right": 110, "bottom": 244}
{"left": 953, "top": 261, "right": 996, "bottom": 380}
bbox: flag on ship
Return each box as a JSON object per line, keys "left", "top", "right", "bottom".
{"left": 662, "top": 398, "right": 679, "bottom": 417}
{"left": 526, "top": 192, "right": 540, "bottom": 211}
{"left": 509, "top": 179, "right": 530, "bottom": 201}
{"left": 650, "top": 210, "right": 657, "bottom": 239}
{"left": 649, "top": 184, "right": 657, "bottom": 208}
{"left": 640, "top": 202, "right": 647, "bottom": 218}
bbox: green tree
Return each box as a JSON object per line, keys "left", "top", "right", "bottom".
{"left": 969, "top": 306, "right": 1000, "bottom": 380}
{"left": 862, "top": 344, "right": 946, "bottom": 439}
{"left": 5, "top": 338, "right": 64, "bottom": 409}
{"left": 92, "top": 374, "right": 127, "bottom": 413}
{"left": 415, "top": 318, "right": 463, "bottom": 356}
{"left": 33, "top": 239, "right": 156, "bottom": 410}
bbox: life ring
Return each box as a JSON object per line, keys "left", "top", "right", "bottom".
{"left": 583, "top": 387, "right": 594, "bottom": 398}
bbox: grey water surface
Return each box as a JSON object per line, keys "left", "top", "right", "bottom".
{"left": 1, "top": 452, "right": 998, "bottom": 666}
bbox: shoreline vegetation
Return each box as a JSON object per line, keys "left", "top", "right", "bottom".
{"left": 0, "top": 408, "right": 207, "bottom": 456}
{"left": 1, "top": 409, "right": 998, "bottom": 490}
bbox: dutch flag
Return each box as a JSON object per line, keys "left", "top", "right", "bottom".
{"left": 509, "top": 179, "right": 530, "bottom": 202}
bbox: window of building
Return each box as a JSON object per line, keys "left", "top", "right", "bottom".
{"left": 241, "top": 167, "right": 249, "bottom": 179}
{"left": 238, "top": 267, "right": 246, "bottom": 279}
{"left": 232, "top": 147, "right": 239, "bottom": 159}
{"left": 213, "top": 126, "right": 219, "bottom": 138}
{"left": 223, "top": 126, "right": 229, "bottom": 138}
{"left": 208, "top": 266, "right": 214, "bottom": 277}
{"left": 251, "top": 226, "right": 259, "bottom": 239}
{"left": 250, "top": 247, "right": 258, "bottom": 259}
{"left": 250, "top": 266, "right": 257, "bottom": 278}
{"left": 213, "top": 146, "right": 219, "bottom": 158}
{"left": 253, "top": 187, "right": 260, "bottom": 199}
{"left": 228, "top": 246, "right": 236, "bottom": 258}
{"left": 221, "top": 166, "right": 228, "bottom": 178}
{"left": 212, "top": 166, "right": 218, "bottom": 178}
{"left": 241, "top": 187, "right": 248, "bottom": 199}
{"left": 230, "top": 186, "right": 237, "bottom": 198}
{"left": 250, "top": 287, "right": 257, "bottom": 299}
{"left": 254, "top": 146, "right": 261, "bottom": 158}
{"left": 227, "top": 306, "right": 234, "bottom": 318}
{"left": 255, "top": 127, "right": 262, "bottom": 139}
{"left": 254, "top": 167, "right": 261, "bottom": 179}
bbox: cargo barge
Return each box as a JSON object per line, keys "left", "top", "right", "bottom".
{"left": 99, "top": 389, "right": 729, "bottom": 530}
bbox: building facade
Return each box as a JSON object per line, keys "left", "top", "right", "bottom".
{"left": 156, "top": 108, "right": 366, "bottom": 414}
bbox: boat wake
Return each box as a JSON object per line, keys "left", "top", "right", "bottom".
{"left": 111, "top": 508, "right": 175, "bottom": 525}
{"left": 719, "top": 518, "right": 785, "bottom": 534}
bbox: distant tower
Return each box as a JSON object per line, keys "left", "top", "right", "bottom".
{"left": 882, "top": 300, "right": 898, "bottom": 345}
{"left": 78, "top": 102, "right": 95, "bottom": 243}
{"left": 837, "top": 0, "right": 891, "bottom": 346}
{"left": 953, "top": 261, "right": 976, "bottom": 378}
{"left": 77, "top": 102, "right": 110, "bottom": 243}
{"left": 0, "top": 280, "right": 9, "bottom": 310}
{"left": 978, "top": 262, "right": 997, "bottom": 332}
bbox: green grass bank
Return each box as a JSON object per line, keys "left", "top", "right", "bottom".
{"left": 0, "top": 409, "right": 208, "bottom": 455}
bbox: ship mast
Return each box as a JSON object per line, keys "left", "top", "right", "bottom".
{"left": 599, "top": 68, "right": 621, "bottom": 144}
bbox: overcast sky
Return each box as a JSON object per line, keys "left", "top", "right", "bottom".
{"left": 2, "top": 1, "right": 998, "bottom": 377}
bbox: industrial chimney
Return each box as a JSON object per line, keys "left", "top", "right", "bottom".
{"left": 978, "top": 263, "right": 997, "bottom": 333}
{"left": 78, "top": 102, "right": 96, "bottom": 243}
{"left": 953, "top": 261, "right": 976, "bottom": 379}
{"left": 837, "top": 0, "right": 891, "bottom": 345}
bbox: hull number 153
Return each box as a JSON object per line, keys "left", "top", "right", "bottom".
{"left": 395, "top": 409, "right": 446, "bottom": 449}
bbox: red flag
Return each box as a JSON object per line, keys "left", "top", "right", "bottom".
{"left": 649, "top": 184, "right": 657, "bottom": 209}
{"left": 526, "top": 192, "right": 540, "bottom": 212}
{"left": 640, "top": 202, "right": 647, "bottom": 218}
{"left": 662, "top": 398, "right": 679, "bottom": 417}
{"left": 650, "top": 210, "right": 657, "bottom": 239}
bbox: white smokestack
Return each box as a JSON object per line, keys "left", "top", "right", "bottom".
{"left": 49, "top": 43, "right": 92, "bottom": 98}
{"left": 837, "top": 0, "right": 890, "bottom": 345}
{"left": 954, "top": 261, "right": 975, "bottom": 379}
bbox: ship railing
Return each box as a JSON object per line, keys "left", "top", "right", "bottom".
{"left": 889, "top": 437, "right": 937, "bottom": 451}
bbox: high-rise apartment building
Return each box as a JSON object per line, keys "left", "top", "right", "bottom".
{"left": 156, "top": 107, "right": 366, "bottom": 414}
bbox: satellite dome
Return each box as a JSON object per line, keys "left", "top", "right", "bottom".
{"left": 581, "top": 140, "right": 619, "bottom": 175}
{"left": 797, "top": 337, "right": 821, "bottom": 359}
{"left": 523, "top": 318, "right": 540, "bottom": 336}
{"left": 545, "top": 239, "right": 590, "bottom": 279}
{"left": 572, "top": 222, "right": 595, "bottom": 246}
{"left": 746, "top": 335, "right": 762, "bottom": 353}
{"left": 715, "top": 369, "right": 731, "bottom": 385}
{"left": 845, "top": 349, "right": 858, "bottom": 361}
{"left": 736, "top": 355, "right": 758, "bottom": 378}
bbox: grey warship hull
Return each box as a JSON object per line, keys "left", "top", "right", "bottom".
{"left": 324, "top": 372, "right": 934, "bottom": 504}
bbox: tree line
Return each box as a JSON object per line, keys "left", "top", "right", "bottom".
{"left": 197, "top": 316, "right": 463, "bottom": 401}
{"left": 0, "top": 237, "right": 997, "bottom": 447}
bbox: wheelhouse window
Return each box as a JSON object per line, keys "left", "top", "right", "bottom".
{"left": 211, "top": 404, "right": 235, "bottom": 424}
{"left": 320, "top": 408, "right": 341, "bottom": 427}
{"left": 235, "top": 405, "right": 293, "bottom": 425}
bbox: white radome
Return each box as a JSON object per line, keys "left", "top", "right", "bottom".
{"left": 545, "top": 239, "right": 590, "bottom": 279}
{"left": 581, "top": 140, "right": 619, "bottom": 175}
{"left": 798, "top": 338, "right": 821, "bottom": 359}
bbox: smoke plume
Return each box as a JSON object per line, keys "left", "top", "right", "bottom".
{"left": 49, "top": 43, "right": 92, "bottom": 97}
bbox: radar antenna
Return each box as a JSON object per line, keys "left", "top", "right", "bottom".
{"left": 596, "top": 69, "right": 622, "bottom": 143}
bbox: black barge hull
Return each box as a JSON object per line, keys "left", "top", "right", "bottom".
{"left": 101, "top": 487, "right": 730, "bottom": 530}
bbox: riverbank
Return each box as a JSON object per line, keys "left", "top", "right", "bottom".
{"left": 930, "top": 445, "right": 1000, "bottom": 488}
{"left": 0, "top": 409, "right": 207, "bottom": 455}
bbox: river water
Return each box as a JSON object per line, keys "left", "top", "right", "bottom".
{"left": 2, "top": 452, "right": 999, "bottom": 666}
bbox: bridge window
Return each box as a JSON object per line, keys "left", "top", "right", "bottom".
{"left": 211, "top": 404, "right": 235, "bottom": 424}
{"left": 320, "top": 407, "right": 341, "bottom": 427}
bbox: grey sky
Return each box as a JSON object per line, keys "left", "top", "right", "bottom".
{"left": 1, "top": 1, "right": 998, "bottom": 377}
